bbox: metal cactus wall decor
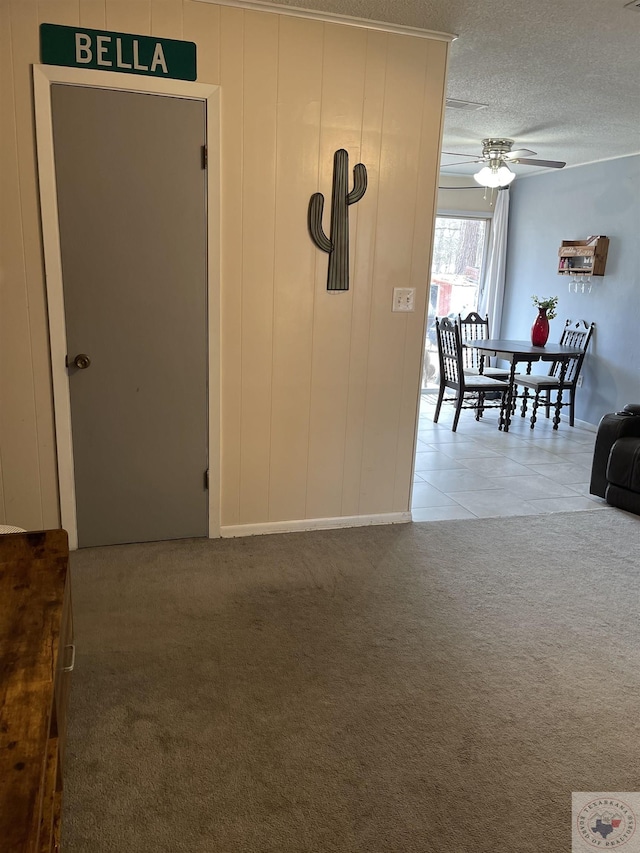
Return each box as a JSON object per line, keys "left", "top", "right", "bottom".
{"left": 308, "top": 149, "right": 367, "bottom": 291}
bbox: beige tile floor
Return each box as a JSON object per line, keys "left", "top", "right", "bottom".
{"left": 412, "top": 393, "right": 610, "bottom": 521}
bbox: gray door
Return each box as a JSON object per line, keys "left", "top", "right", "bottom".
{"left": 51, "top": 85, "right": 208, "bottom": 547}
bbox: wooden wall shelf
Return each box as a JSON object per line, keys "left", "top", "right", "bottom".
{"left": 558, "top": 236, "right": 609, "bottom": 276}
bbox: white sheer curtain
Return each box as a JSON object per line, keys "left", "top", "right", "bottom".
{"left": 478, "top": 187, "right": 510, "bottom": 337}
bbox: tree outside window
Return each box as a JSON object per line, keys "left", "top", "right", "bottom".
{"left": 423, "top": 216, "right": 489, "bottom": 390}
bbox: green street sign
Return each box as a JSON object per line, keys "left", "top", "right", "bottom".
{"left": 40, "top": 23, "right": 197, "bottom": 81}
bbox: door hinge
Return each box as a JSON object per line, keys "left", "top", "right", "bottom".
{"left": 201, "top": 145, "right": 207, "bottom": 169}
{"left": 204, "top": 469, "right": 209, "bottom": 490}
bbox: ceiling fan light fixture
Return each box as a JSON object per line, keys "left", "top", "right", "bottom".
{"left": 473, "top": 165, "right": 500, "bottom": 187}
{"left": 473, "top": 161, "right": 515, "bottom": 188}
{"left": 495, "top": 163, "right": 516, "bottom": 185}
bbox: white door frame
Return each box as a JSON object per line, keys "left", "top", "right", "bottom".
{"left": 33, "top": 65, "right": 221, "bottom": 549}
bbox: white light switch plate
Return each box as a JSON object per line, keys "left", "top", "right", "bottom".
{"left": 392, "top": 287, "right": 416, "bottom": 312}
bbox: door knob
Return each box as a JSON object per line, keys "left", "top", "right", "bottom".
{"left": 67, "top": 353, "right": 91, "bottom": 370}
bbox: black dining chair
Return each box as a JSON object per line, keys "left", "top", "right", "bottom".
{"left": 457, "top": 312, "right": 510, "bottom": 378}
{"left": 514, "top": 319, "right": 595, "bottom": 429}
{"left": 434, "top": 317, "right": 509, "bottom": 432}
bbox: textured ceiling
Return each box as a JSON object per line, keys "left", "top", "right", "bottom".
{"left": 245, "top": 0, "right": 640, "bottom": 178}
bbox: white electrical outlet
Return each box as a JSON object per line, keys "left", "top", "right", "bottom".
{"left": 392, "top": 287, "right": 416, "bottom": 312}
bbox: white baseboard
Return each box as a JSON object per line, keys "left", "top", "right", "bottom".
{"left": 574, "top": 417, "right": 597, "bottom": 432}
{"left": 220, "top": 511, "right": 412, "bottom": 538}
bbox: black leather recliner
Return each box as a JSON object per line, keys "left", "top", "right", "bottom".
{"left": 590, "top": 404, "right": 640, "bottom": 515}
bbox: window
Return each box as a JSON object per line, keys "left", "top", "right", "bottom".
{"left": 423, "top": 215, "right": 490, "bottom": 391}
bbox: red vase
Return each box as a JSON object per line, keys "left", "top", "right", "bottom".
{"left": 531, "top": 307, "right": 550, "bottom": 347}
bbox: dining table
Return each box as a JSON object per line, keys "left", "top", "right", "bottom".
{"left": 466, "top": 338, "right": 585, "bottom": 432}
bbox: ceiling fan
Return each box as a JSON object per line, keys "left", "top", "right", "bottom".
{"left": 441, "top": 138, "right": 566, "bottom": 187}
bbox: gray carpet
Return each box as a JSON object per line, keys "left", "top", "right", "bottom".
{"left": 63, "top": 510, "right": 640, "bottom": 852}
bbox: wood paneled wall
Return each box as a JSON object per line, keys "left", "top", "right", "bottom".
{"left": 0, "top": 0, "right": 448, "bottom": 531}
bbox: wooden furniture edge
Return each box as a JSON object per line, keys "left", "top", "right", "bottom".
{"left": 0, "top": 530, "right": 71, "bottom": 853}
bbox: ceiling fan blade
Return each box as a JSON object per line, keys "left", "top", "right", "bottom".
{"left": 515, "top": 157, "right": 566, "bottom": 168}
{"left": 441, "top": 158, "right": 483, "bottom": 167}
{"left": 441, "top": 151, "right": 480, "bottom": 157}
{"left": 505, "top": 148, "right": 536, "bottom": 159}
